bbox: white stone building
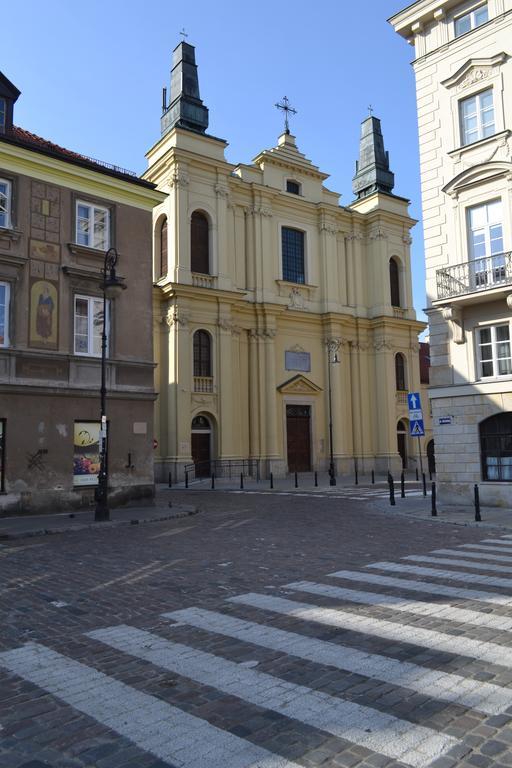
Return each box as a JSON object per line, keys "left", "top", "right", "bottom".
{"left": 391, "top": 0, "right": 512, "bottom": 506}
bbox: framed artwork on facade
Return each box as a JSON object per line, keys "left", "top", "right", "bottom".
{"left": 29, "top": 278, "right": 58, "bottom": 349}
{"left": 73, "top": 421, "right": 101, "bottom": 486}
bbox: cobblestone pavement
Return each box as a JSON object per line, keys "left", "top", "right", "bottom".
{"left": 2, "top": 490, "right": 512, "bottom": 767}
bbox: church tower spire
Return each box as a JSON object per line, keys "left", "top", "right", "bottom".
{"left": 352, "top": 114, "right": 395, "bottom": 199}
{"left": 160, "top": 41, "right": 209, "bottom": 136}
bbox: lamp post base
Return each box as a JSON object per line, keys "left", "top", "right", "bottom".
{"left": 329, "top": 465, "right": 336, "bottom": 486}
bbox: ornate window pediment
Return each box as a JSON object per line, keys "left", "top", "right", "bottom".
{"left": 441, "top": 53, "right": 507, "bottom": 91}
{"left": 277, "top": 374, "right": 322, "bottom": 395}
{"left": 443, "top": 160, "right": 512, "bottom": 198}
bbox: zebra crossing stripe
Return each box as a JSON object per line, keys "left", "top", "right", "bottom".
{"left": 284, "top": 580, "right": 512, "bottom": 631}
{"left": 0, "top": 642, "right": 302, "bottom": 768}
{"left": 228, "top": 592, "right": 512, "bottom": 669}
{"left": 478, "top": 540, "right": 512, "bottom": 548}
{"left": 89, "top": 625, "right": 457, "bottom": 768}
{"left": 163, "top": 607, "right": 512, "bottom": 715}
{"left": 404, "top": 555, "right": 512, "bottom": 574}
{"left": 367, "top": 561, "right": 512, "bottom": 590}
{"left": 431, "top": 548, "right": 512, "bottom": 564}
{"left": 329, "top": 568, "right": 512, "bottom": 606}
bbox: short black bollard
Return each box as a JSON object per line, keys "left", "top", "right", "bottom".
{"left": 431, "top": 481, "right": 437, "bottom": 516}
{"left": 474, "top": 484, "right": 481, "bottom": 522}
{"left": 355, "top": 469, "right": 358, "bottom": 486}
{"left": 416, "top": 467, "right": 419, "bottom": 481}
{"left": 295, "top": 472, "right": 298, "bottom": 488}
{"left": 401, "top": 471, "right": 405, "bottom": 498}
{"left": 211, "top": 473, "right": 215, "bottom": 490}
{"left": 314, "top": 471, "right": 318, "bottom": 488}
{"left": 371, "top": 469, "right": 375, "bottom": 485}
{"left": 185, "top": 470, "right": 188, "bottom": 489}
{"left": 270, "top": 472, "right": 274, "bottom": 489}
{"left": 388, "top": 472, "right": 396, "bottom": 506}
{"left": 422, "top": 473, "right": 427, "bottom": 497}
{"left": 429, "top": 469, "right": 433, "bottom": 481}
{"left": 168, "top": 471, "right": 172, "bottom": 488}
{"left": 240, "top": 473, "right": 244, "bottom": 490}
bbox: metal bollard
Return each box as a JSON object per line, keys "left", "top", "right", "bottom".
{"left": 355, "top": 469, "right": 358, "bottom": 486}
{"left": 429, "top": 469, "right": 432, "bottom": 481}
{"left": 240, "top": 473, "right": 244, "bottom": 490}
{"left": 474, "top": 484, "right": 481, "bottom": 522}
{"left": 295, "top": 472, "right": 298, "bottom": 488}
{"left": 185, "top": 470, "right": 188, "bottom": 489}
{"left": 371, "top": 469, "right": 375, "bottom": 485}
{"left": 422, "top": 473, "right": 427, "bottom": 497}
{"left": 270, "top": 472, "right": 274, "bottom": 489}
{"left": 211, "top": 473, "right": 215, "bottom": 490}
{"left": 431, "top": 481, "right": 437, "bottom": 516}
{"left": 314, "top": 471, "right": 318, "bottom": 487}
{"left": 401, "top": 471, "right": 405, "bottom": 498}
{"left": 415, "top": 467, "right": 419, "bottom": 481}
{"left": 388, "top": 473, "right": 395, "bottom": 506}
{"left": 168, "top": 471, "right": 172, "bottom": 488}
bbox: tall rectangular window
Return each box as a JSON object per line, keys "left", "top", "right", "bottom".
{"left": 0, "top": 178, "right": 11, "bottom": 229}
{"left": 0, "top": 281, "right": 10, "bottom": 347}
{"left": 74, "top": 295, "right": 109, "bottom": 357}
{"left": 454, "top": 2, "right": 488, "bottom": 36}
{"left": 460, "top": 89, "right": 494, "bottom": 145}
{"left": 468, "top": 200, "right": 505, "bottom": 287}
{"left": 478, "top": 324, "right": 512, "bottom": 378}
{"left": 282, "top": 227, "right": 305, "bottom": 284}
{"left": 76, "top": 201, "right": 110, "bottom": 250}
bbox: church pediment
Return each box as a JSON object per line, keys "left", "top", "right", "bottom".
{"left": 441, "top": 53, "right": 507, "bottom": 91}
{"left": 277, "top": 374, "right": 322, "bottom": 395}
{"left": 253, "top": 132, "right": 329, "bottom": 181}
{"left": 443, "top": 160, "right": 512, "bottom": 198}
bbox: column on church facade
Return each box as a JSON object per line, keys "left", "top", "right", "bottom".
{"left": 350, "top": 232, "right": 366, "bottom": 313}
{"left": 336, "top": 233, "right": 349, "bottom": 308}
{"left": 166, "top": 303, "right": 193, "bottom": 481}
{"left": 214, "top": 176, "right": 232, "bottom": 292}
{"left": 153, "top": 295, "right": 168, "bottom": 482}
{"left": 217, "top": 308, "right": 236, "bottom": 459}
{"left": 345, "top": 235, "right": 357, "bottom": 308}
{"left": 318, "top": 219, "right": 339, "bottom": 311}
{"left": 263, "top": 327, "right": 280, "bottom": 468}
{"left": 337, "top": 339, "right": 354, "bottom": 470}
{"left": 167, "top": 163, "right": 191, "bottom": 283}
{"left": 248, "top": 329, "right": 261, "bottom": 461}
{"left": 373, "top": 339, "right": 399, "bottom": 472}
{"left": 357, "top": 340, "right": 375, "bottom": 472}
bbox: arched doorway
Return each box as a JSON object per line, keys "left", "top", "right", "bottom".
{"left": 397, "top": 420, "right": 408, "bottom": 469}
{"left": 427, "top": 439, "right": 436, "bottom": 476}
{"left": 191, "top": 415, "right": 212, "bottom": 477}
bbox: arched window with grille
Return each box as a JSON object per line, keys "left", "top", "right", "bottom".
{"left": 480, "top": 413, "right": 512, "bottom": 481}
{"left": 193, "top": 330, "right": 212, "bottom": 392}
{"left": 390, "top": 257, "right": 401, "bottom": 307}
{"left": 191, "top": 211, "right": 210, "bottom": 274}
{"left": 159, "top": 217, "right": 168, "bottom": 279}
{"left": 395, "top": 353, "right": 407, "bottom": 391}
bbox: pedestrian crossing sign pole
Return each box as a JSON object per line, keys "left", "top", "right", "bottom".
{"left": 407, "top": 392, "right": 425, "bottom": 479}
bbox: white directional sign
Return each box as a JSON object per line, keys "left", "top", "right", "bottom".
{"left": 408, "top": 392, "right": 425, "bottom": 437}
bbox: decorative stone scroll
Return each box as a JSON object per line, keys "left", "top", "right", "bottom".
{"left": 442, "top": 305, "right": 465, "bottom": 345}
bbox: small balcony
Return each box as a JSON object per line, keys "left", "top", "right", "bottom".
{"left": 194, "top": 376, "right": 213, "bottom": 393}
{"left": 191, "top": 273, "right": 217, "bottom": 289}
{"left": 436, "top": 252, "right": 512, "bottom": 302}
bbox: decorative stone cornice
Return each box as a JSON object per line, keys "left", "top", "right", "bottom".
{"left": 349, "top": 340, "right": 371, "bottom": 351}
{"left": 369, "top": 228, "right": 388, "bottom": 241}
{"left": 165, "top": 307, "right": 190, "bottom": 328}
{"left": 218, "top": 318, "right": 241, "bottom": 335}
{"left": 214, "top": 183, "right": 230, "bottom": 198}
{"left": 318, "top": 223, "right": 339, "bottom": 235}
{"left": 373, "top": 339, "right": 394, "bottom": 351}
{"left": 346, "top": 232, "right": 364, "bottom": 241}
{"left": 247, "top": 205, "right": 273, "bottom": 218}
{"left": 168, "top": 169, "right": 190, "bottom": 189}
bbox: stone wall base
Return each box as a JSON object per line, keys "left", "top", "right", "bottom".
{"left": 0, "top": 484, "right": 155, "bottom": 516}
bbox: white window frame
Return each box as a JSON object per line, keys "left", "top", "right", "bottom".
{"left": 454, "top": 2, "right": 488, "bottom": 37}
{"left": 459, "top": 88, "right": 495, "bottom": 146}
{"left": 0, "top": 178, "right": 12, "bottom": 229}
{"left": 0, "top": 281, "right": 10, "bottom": 347}
{"left": 477, "top": 322, "right": 512, "bottom": 380}
{"left": 73, "top": 294, "right": 110, "bottom": 358}
{"left": 75, "top": 200, "right": 110, "bottom": 250}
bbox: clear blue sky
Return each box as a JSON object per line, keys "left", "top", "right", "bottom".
{"left": 3, "top": 0, "right": 427, "bottom": 324}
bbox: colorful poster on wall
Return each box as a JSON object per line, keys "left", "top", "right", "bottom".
{"left": 29, "top": 278, "right": 58, "bottom": 349}
{"left": 73, "top": 421, "right": 101, "bottom": 486}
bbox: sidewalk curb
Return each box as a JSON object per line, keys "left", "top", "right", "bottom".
{"left": 0, "top": 505, "right": 201, "bottom": 541}
{"left": 373, "top": 498, "right": 512, "bottom": 531}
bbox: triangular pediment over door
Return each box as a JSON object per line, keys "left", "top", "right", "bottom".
{"left": 277, "top": 375, "right": 323, "bottom": 395}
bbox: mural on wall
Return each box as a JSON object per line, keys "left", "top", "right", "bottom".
{"left": 29, "top": 278, "right": 58, "bottom": 349}
{"left": 73, "top": 422, "right": 101, "bottom": 486}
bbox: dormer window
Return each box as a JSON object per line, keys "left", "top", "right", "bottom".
{"left": 0, "top": 98, "right": 5, "bottom": 132}
{"left": 286, "top": 180, "right": 301, "bottom": 195}
{"left": 454, "top": 2, "right": 488, "bottom": 37}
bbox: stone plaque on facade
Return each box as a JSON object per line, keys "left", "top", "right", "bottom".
{"left": 285, "top": 351, "right": 311, "bottom": 372}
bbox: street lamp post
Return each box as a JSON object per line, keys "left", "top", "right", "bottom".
{"left": 94, "top": 247, "right": 126, "bottom": 522}
{"left": 326, "top": 338, "right": 340, "bottom": 486}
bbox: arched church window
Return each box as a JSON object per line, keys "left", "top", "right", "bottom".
{"left": 159, "top": 217, "right": 168, "bottom": 278}
{"left": 395, "top": 353, "right": 407, "bottom": 391}
{"left": 193, "top": 330, "right": 212, "bottom": 377}
{"left": 480, "top": 412, "right": 512, "bottom": 481}
{"left": 390, "top": 257, "right": 401, "bottom": 307}
{"left": 191, "top": 211, "right": 210, "bottom": 274}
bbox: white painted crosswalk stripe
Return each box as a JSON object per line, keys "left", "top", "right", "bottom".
{"left": 367, "top": 561, "right": 512, "bottom": 590}
{"left": 0, "top": 642, "right": 302, "bottom": 768}
{"left": 404, "top": 555, "right": 512, "bottom": 574}
{"left": 431, "top": 548, "right": 512, "bottom": 564}
{"left": 284, "top": 580, "right": 512, "bottom": 631}
{"left": 228, "top": 592, "right": 512, "bottom": 668}
{"left": 89, "top": 624, "right": 457, "bottom": 768}
{"left": 164, "top": 607, "right": 512, "bottom": 715}
{"left": 478, "top": 540, "right": 512, "bottom": 549}
{"left": 330, "top": 568, "right": 512, "bottom": 606}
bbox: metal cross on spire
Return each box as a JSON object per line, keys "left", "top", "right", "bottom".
{"left": 275, "top": 96, "right": 297, "bottom": 135}
{"left": 368, "top": 104, "right": 374, "bottom": 116}
{"left": 180, "top": 28, "right": 188, "bottom": 40}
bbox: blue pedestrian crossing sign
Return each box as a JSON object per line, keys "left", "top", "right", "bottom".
{"left": 407, "top": 392, "right": 425, "bottom": 437}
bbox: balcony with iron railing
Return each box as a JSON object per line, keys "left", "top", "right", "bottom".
{"left": 436, "top": 251, "right": 512, "bottom": 302}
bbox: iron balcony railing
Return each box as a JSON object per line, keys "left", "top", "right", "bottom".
{"left": 436, "top": 251, "right": 512, "bottom": 300}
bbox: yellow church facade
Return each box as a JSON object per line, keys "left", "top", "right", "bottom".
{"left": 145, "top": 43, "right": 430, "bottom": 482}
